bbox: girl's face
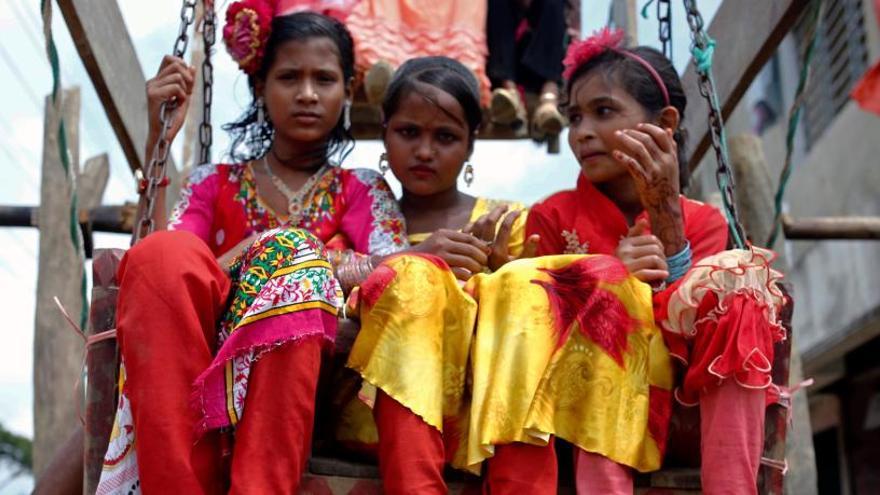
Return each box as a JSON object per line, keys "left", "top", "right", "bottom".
{"left": 258, "top": 37, "right": 349, "bottom": 147}
{"left": 566, "top": 71, "right": 652, "bottom": 184}
{"left": 384, "top": 84, "right": 472, "bottom": 196}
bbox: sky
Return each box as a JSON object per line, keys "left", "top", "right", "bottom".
{"left": 0, "top": 0, "right": 719, "bottom": 491}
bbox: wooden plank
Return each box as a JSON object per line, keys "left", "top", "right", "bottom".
{"left": 83, "top": 249, "right": 124, "bottom": 495}
{"left": 33, "top": 87, "right": 86, "bottom": 475}
{"left": 56, "top": 0, "right": 179, "bottom": 189}
{"left": 681, "top": 0, "right": 809, "bottom": 170}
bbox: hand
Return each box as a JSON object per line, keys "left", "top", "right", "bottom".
{"left": 146, "top": 55, "right": 196, "bottom": 146}
{"left": 474, "top": 210, "right": 540, "bottom": 271}
{"left": 615, "top": 219, "right": 668, "bottom": 284}
{"left": 613, "top": 123, "right": 686, "bottom": 254}
{"left": 412, "top": 229, "right": 489, "bottom": 281}
{"left": 612, "top": 123, "right": 680, "bottom": 213}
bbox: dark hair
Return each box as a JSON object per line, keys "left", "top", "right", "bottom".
{"left": 382, "top": 56, "right": 483, "bottom": 149}
{"left": 223, "top": 12, "right": 355, "bottom": 164}
{"left": 563, "top": 46, "right": 690, "bottom": 189}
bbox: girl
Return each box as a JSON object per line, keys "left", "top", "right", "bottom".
{"left": 527, "top": 28, "right": 785, "bottom": 494}
{"left": 97, "top": 8, "right": 405, "bottom": 494}
{"left": 346, "top": 55, "right": 664, "bottom": 495}
{"left": 345, "top": 56, "right": 545, "bottom": 494}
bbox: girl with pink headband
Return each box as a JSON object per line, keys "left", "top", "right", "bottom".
{"left": 522, "top": 28, "right": 785, "bottom": 493}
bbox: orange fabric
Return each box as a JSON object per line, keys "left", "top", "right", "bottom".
{"left": 485, "top": 442, "right": 558, "bottom": 494}
{"left": 116, "top": 231, "right": 320, "bottom": 493}
{"left": 345, "top": 0, "right": 492, "bottom": 103}
{"left": 229, "top": 338, "right": 322, "bottom": 494}
{"left": 117, "top": 231, "right": 230, "bottom": 494}
{"left": 374, "top": 391, "right": 447, "bottom": 495}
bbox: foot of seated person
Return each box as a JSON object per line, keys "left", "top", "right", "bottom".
{"left": 531, "top": 91, "right": 565, "bottom": 141}
{"left": 490, "top": 86, "right": 527, "bottom": 128}
{"left": 365, "top": 60, "right": 395, "bottom": 105}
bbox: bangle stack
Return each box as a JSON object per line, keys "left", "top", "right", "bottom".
{"left": 665, "top": 241, "right": 692, "bottom": 284}
{"left": 336, "top": 253, "right": 375, "bottom": 293}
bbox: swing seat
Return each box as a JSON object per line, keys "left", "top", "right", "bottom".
{"left": 83, "top": 248, "right": 793, "bottom": 494}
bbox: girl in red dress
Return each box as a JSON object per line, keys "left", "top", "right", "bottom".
{"left": 526, "top": 28, "right": 786, "bottom": 494}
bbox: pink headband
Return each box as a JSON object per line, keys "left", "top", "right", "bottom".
{"left": 562, "top": 27, "right": 670, "bottom": 106}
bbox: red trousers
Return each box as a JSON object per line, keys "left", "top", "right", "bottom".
{"left": 374, "top": 391, "right": 558, "bottom": 494}
{"left": 117, "top": 230, "right": 321, "bottom": 494}
{"left": 573, "top": 379, "right": 765, "bottom": 495}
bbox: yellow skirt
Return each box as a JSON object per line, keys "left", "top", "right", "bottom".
{"left": 347, "top": 253, "right": 673, "bottom": 473}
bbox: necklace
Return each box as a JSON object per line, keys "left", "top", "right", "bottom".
{"left": 260, "top": 156, "right": 330, "bottom": 225}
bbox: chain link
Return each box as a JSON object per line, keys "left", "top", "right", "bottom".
{"left": 200, "top": 1, "right": 216, "bottom": 165}
{"left": 657, "top": 0, "right": 672, "bottom": 59}
{"left": 132, "top": 0, "right": 200, "bottom": 245}
{"left": 682, "top": 0, "right": 747, "bottom": 249}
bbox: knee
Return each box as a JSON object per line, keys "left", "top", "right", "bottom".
{"left": 121, "top": 230, "right": 214, "bottom": 282}
{"left": 244, "top": 227, "right": 329, "bottom": 264}
{"left": 360, "top": 254, "right": 450, "bottom": 308}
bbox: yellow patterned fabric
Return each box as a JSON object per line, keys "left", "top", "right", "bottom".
{"left": 407, "top": 197, "right": 528, "bottom": 255}
{"left": 347, "top": 253, "right": 673, "bottom": 473}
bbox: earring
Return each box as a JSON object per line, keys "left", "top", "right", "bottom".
{"left": 377, "top": 152, "right": 389, "bottom": 175}
{"left": 343, "top": 100, "right": 352, "bottom": 131}
{"left": 463, "top": 161, "right": 474, "bottom": 187}
{"left": 256, "top": 97, "right": 265, "bottom": 126}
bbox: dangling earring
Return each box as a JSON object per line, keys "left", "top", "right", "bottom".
{"left": 377, "top": 152, "right": 389, "bottom": 175}
{"left": 463, "top": 161, "right": 474, "bottom": 187}
{"left": 343, "top": 100, "right": 352, "bottom": 131}
{"left": 256, "top": 97, "right": 266, "bottom": 126}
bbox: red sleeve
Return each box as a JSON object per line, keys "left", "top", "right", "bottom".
{"left": 525, "top": 202, "right": 565, "bottom": 256}
{"left": 684, "top": 202, "right": 729, "bottom": 262}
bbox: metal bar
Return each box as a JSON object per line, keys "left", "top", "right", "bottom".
{"left": 782, "top": 214, "right": 880, "bottom": 240}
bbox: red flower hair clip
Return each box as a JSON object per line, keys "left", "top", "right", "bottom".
{"left": 562, "top": 27, "right": 625, "bottom": 81}
{"left": 223, "top": 0, "right": 277, "bottom": 75}
{"left": 562, "top": 26, "right": 670, "bottom": 106}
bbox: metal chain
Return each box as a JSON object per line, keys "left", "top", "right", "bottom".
{"left": 657, "top": 0, "right": 673, "bottom": 59}
{"left": 682, "top": 0, "right": 747, "bottom": 249}
{"left": 132, "top": 0, "right": 198, "bottom": 245}
{"left": 199, "top": 1, "right": 216, "bottom": 165}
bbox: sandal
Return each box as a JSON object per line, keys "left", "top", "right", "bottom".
{"left": 531, "top": 92, "right": 565, "bottom": 140}
{"left": 490, "top": 87, "right": 527, "bottom": 128}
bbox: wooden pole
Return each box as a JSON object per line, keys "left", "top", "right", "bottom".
{"left": 56, "top": 0, "right": 179, "bottom": 208}
{"left": 729, "top": 134, "right": 776, "bottom": 245}
{"left": 610, "top": 0, "right": 639, "bottom": 44}
{"left": 33, "top": 87, "right": 85, "bottom": 476}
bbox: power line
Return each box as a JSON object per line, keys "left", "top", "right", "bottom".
{"left": 0, "top": 40, "right": 43, "bottom": 109}
{"left": 9, "top": 0, "right": 47, "bottom": 57}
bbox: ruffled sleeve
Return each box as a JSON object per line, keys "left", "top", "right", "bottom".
{"left": 167, "top": 164, "right": 221, "bottom": 244}
{"left": 342, "top": 169, "right": 408, "bottom": 255}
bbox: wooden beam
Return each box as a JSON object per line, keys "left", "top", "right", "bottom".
{"left": 782, "top": 215, "right": 880, "bottom": 240}
{"left": 33, "top": 88, "right": 85, "bottom": 476}
{"left": 681, "top": 0, "right": 809, "bottom": 170}
{"left": 1, "top": 203, "right": 136, "bottom": 235}
{"left": 56, "top": 0, "right": 178, "bottom": 186}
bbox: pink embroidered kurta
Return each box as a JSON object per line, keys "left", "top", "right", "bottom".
{"left": 168, "top": 162, "right": 407, "bottom": 256}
